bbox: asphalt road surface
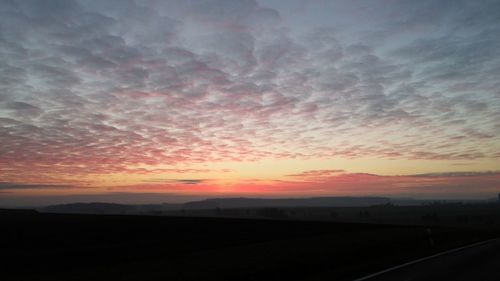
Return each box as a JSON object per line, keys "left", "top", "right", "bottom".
{"left": 354, "top": 238, "right": 500, "bottom": 281}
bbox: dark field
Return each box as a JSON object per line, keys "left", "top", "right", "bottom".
{"left": 1, "top": 209, "right": 499, "bottom": 281}
{"left": 160, "top": 203, "right": 500, "bottom": 227}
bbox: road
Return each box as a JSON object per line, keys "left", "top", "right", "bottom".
{"left": 354, "top": 238, "right": 500, "bottom": 281}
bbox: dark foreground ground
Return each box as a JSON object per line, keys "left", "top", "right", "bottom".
{"left": 1, "top": 209, "right": 499, "bottom": 281}
{"left": 353, "top": 238, "right": 500, "bottom": 281}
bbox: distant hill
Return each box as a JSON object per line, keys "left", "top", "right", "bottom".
{"left": 40, "top": 197, "right": 397, "bottom": 214}
{"left": 41, "top": 202, "right": 180, "bottom": 214}
{"left": 42, "top": 203, "right": 136, "bottom": 214}
{"left": 182, "top": 197, "right": 392, "bottom": 209}
{"left": 0, "top": 208, "right": 39, "bottom": 218}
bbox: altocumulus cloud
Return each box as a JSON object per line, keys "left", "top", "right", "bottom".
{"left": 0, "top": 0, "right": 499, "bottom": 182}
{"left": 0, "top": 182, "right": 77, "bottom": 190}
{"left": 143, "top": 179, "right": 207, "bottom": 185}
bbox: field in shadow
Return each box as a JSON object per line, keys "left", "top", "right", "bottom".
{"left": 1, "top": 209, "right": 499, "bottom": 281}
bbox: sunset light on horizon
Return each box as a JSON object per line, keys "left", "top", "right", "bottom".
{"left": 1, "top": 0, "right": 500, "bottom": 206}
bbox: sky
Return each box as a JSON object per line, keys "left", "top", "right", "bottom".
{"left": 1, "top": 0, "right": 500, "bottom": 206}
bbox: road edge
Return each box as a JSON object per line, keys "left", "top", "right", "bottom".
{"left": 352, "top": 237, "right": 500, "bottom": 281}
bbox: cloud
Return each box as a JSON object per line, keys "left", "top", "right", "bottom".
{"left": 143, "top": 179, "right": 207, "bottom": 185}
{"left": 409, "top": 171, "right": 500, "bottom": 178}
{"left": 173, "top": 179, "right": 205, "bottom": 185}
{"left": 0, "top": 0, "right": 499, "bottom": 184}
{"left": 0, "top": 182, "right": 76, "bottom": 190}
{"left": 286, "top": 170, "right": 346, "bottom": 177}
